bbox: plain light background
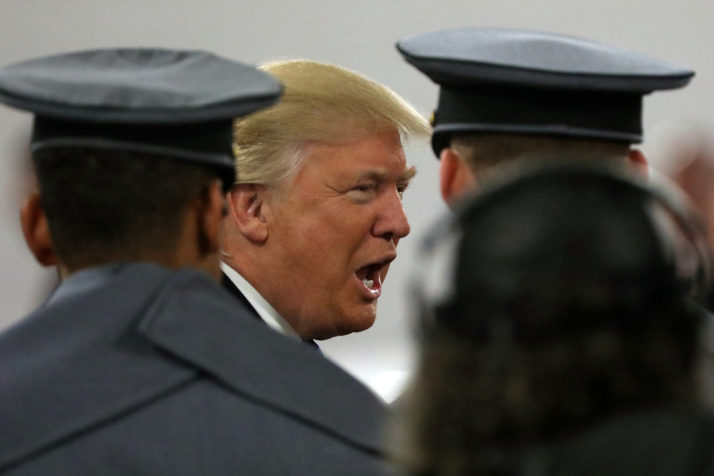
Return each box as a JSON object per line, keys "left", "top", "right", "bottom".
{"left": 1, "top": 0, "right": 712, "bottom": 400}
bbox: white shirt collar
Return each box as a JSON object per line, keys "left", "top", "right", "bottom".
{"left": 220, "top": 262, "right": 301, "bottom": 340}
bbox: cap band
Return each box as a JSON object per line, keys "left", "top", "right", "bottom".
{"left": 431, "top": 85, "right": 643, "bottom": 155}
{"left": 31, "top": 116, "right": 236, "bottom": 185}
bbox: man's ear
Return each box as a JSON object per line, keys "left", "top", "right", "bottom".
{"left": 439, "top": 147, "right": 477, "bottom": 208}
{"left": 196, "top": 179, "right": 225, "bottom": 256}
{"left": 20, "top": 192, "right": 57, "bottom": 267}
{"left": 226, "top": 183, "right": 269, "bottom": 243}
{"left": 628, "top": 148, "right": 649, "bottom": 178}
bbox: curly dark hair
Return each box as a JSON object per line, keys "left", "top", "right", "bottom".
{"left": 399, "top": 294, "right": 700, "bottom": 476}
{"left": 395, "top": 165, "right": 707, "bottom": 476}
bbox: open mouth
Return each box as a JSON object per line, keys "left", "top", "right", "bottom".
{"left": 355, "top": 256, "right": 395, "bottom": 297}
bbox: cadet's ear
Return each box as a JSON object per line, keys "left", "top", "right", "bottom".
{"left": 226, "top": 183, "right": 269, "bottom": 243}
{"left": 628, "top": 148, "right": 649, "bottom": 178}
{"left": 439, "top": 147, "right": 477, "bottom": 208}
{"left": 197, "top": 179, "right": 224, "bottom": 255}
{"left": 20, "top": 192, "right": 57, "bottom": 267}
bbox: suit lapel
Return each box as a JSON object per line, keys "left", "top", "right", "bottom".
{"left": 221, "top": 271, "right": 322, "bottom": 351}
{"left": 221, "top": 272, "right": 259, "bottom": 319}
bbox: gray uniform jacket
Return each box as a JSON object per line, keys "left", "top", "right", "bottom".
{"left": 0, "top": 263, "right": 392, "bottom": 475}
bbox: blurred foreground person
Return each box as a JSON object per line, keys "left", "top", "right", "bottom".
{"left": 648, "top": 118, "right": 714, "bottom": 309}
{"left": 0, "top": 49, "right": 392, "bottom": 475}
{"left": 221, "top": 59, "right": 430, "bottom": 341}
{"left": 395, "top": 163, "right": 714, "bottom": 476}
{"left": 397, "top": 28, "right": 694, "bottom": 207}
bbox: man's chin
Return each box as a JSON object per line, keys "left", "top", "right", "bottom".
{"left": 342, "top": 308, "right": 378, "bottom": 334}
{"left": 314, "top": 308, "right": 377, "bottom": 340}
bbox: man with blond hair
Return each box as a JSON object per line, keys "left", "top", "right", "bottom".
{"left": 216, "top": 59, "right": 428, "bottom": 473}
{"left": 221, "top": 59, "right": 429, "bottom": 341}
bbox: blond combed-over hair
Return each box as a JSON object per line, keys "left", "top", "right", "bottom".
{"left": 232, "top": 59, "right": 430, "bottom": 186}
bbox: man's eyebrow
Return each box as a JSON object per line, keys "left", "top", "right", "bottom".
{"left": 352, "top": 166, "right": 417, "bottom": 184}
{"left": 401, "top": 166, "right": 417, "bottom": 182}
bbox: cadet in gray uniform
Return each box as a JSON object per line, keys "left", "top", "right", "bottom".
{"left": 396, "top": 163, "right": 714, "bottom": 476}
{"left": 396, "top": 28, "right": 694, "bottom": 207}
{"left": 0, "top": 48, "right": 392, "bottom": 475}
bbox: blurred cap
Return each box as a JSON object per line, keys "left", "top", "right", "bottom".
{"left": 414, "top": 162, "right": 710, "bottom": 341}
{"left": 397, "top": 28, "right": 694, "bottom": 156}
{"left": 0, "top": 47, "right": 283, "bottom": 185}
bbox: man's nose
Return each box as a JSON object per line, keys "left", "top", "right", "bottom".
{"left": 372, "top": 190, "right": 411, "bottom": 243}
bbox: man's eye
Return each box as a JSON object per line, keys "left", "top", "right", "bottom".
{"left": 397, "top": 183, "right": 409, "bottom": 199}
{"left": 348, "top": 183, "right": 377, "bottom": 202}
{"left": 353, "top": 183, "right": 376, "bottom": 193}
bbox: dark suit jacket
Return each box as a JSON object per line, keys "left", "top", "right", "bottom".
{"left": 0, "top": 263, "right": 392, "bottom": 475}
{"left": 221, "top": 272, "right": 256, "bottom": 316}
{"left": 220, "top": 272, "right": 322, "bottom": 350}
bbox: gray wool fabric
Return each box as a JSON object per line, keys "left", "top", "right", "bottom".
{"left": 397, "top": 27, "right": 694, "bottom": 155}
{"left": 0, "top": 47, "right": 283, "bottom": 185}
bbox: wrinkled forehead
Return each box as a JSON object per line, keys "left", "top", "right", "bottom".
{"left": 271, "top": 128, "right": 409, "bottom": 193}
{"left": 300, "top": 127, "right": 408, "bottom": 166}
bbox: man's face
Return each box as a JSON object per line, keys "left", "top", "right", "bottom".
{"left": 263, "top": 128, "right": 413, "bottom": 340}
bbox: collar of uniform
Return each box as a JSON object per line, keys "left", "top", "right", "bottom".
{"left": 220, "top": 261, "right": 301, "bottom": 340}
{"left": 45, "top": 262, "right": 128, "bottom": 307}
{"left": 0, "top": 263, "right": 198, "bottom": 469}
{"left": 0, "top": 263, "right": 387, "bottom": 468}
{"left": 135, "top": 268, "right": 387, "bottom": 454}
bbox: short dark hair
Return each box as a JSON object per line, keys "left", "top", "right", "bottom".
{"left": 33, "top": 147, "right": 218, "bottom": 272}
{"left": 450, "top": 132, "right": 631, "bottom": 175}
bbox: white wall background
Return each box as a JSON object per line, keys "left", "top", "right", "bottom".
{"left": 1, "top": 0, "right": 712, "bottom": 400}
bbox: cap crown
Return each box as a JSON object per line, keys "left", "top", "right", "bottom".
{"left": 397, "top": 28, "right": 694, "bottom": 155}
{"left": 0, "top": 48, "right": 282, "bottom": 123}
{"left": 0, "top": 48, "right": 283, "bottom": 185}
{"left": 398, "top": 28, "right": 693, "bottom": 92}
